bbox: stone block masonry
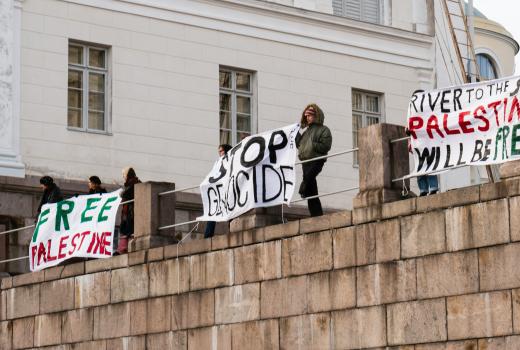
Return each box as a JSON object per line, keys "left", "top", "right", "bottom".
{"left": 1, "top": 187, "right": 520, "bottom": 349}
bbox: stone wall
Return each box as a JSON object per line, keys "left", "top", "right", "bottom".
{"left": 0, "top": 179, "right": 520, "bottom": 349}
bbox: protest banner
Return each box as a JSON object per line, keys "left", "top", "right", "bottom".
{"left": 30, "top": 191, "right": 122, "bottom": 271}
{"left": 198, "top": 124, "right": 299, "bottom": 222}
{"left": 408, "top": 75, "right": 520, "bottom": 175}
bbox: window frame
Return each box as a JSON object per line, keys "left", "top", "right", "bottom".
{"left": 332, "top": 0, "right": 384, "bottom": 24}
{"left": 219, "top": 67, "right": 256, "bottom": 146}
{"left": 67, "top": 41, "right": 111, "bottom": 135}
{"left": 351, "top": 89, "right": 384, "bottom": 166}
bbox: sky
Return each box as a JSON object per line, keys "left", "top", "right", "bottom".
{"left": 473, "top": 0, "right": 520, "bottom": 75}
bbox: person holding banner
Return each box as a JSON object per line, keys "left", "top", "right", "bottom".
{"left": 204, "top": 144, "right": 233, "bottom": 238}
{"left": 37, "top": 176, "right": 63, "bottom": 215}
{"left": 295, "top": 103, "right": 332, "bottom": 217}
{"left": 88, "top": 176, "right": 107, "bottom": 194}
{"left": 117, "top": 167, "right": 141, "bottom": 254}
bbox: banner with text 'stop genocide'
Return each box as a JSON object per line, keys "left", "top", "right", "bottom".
{"left": 30, "top": 191, "right": 122, "bottom": 271}
{"left": 198, "top": 124, "right": 299, "bottom": 222}
{"left": 408, "top": 76, "right": 520, "bottom": 175}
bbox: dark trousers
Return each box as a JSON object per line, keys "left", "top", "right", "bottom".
{"left": 205, "top": 221, "right": 216, "bottom": 238}
{"left": 300, "top": 160, "right": 325, "bottom": 217}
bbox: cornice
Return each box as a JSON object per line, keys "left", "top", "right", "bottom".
{"left": 62, "top": 0, "right": 434, "bottom": 69}
{"left": 475, "top": 27, "right": 520, "bottom": 55}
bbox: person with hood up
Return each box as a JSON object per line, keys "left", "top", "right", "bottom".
{"left": 37, "top": 176, "right": 64, "bottom": 215}
{"left": 117, "top": 167, "right": 141, "bottom": 254}
{"left": 295, "top": 103, "right": 332, "bottom": 217}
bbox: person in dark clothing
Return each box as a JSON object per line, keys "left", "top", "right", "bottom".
{"left": 117, "top": 167, "right": 141, "bottom": 254}
{"left": 295, "top": 103, "right": 332, "bottom": 217}
{"left": 205, "top": 144, "right": 233, "bottom": 239}
{"left": 88, "top": 175, "right": 107, "bottom": 194}
{"left": 37, "top": 176, "right": 64, "bottom": 215}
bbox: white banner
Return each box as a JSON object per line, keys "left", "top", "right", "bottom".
{"left": 408, "top": 76, "right": 520, "bottom": 175}
{"left": 198, "top": 124, "right": 299, "bottom": 222}
{"left": 30, "top": 191, "right": 122, "bottom": 271}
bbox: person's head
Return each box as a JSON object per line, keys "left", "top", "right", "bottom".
{"left": 218, "top": 144, "right": 232, "bottom": 157}
{"left": 39, "top": 176, "right": 54, "bottom": 190}
{"left": 88, "top": 176, "right": 102, "bottom": 190}
{"left": 300, "top": 103, "right": 324, "bottom": 127}
{"left": 122, "top": 167, "right": 136, "bottom": 182}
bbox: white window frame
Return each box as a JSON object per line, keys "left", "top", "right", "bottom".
{"left": 67, "top": 41, "right": 111, "bottom": 134}
{"left": 219, "top": 67, "right": 256, "bottom": 145}
{"left": 332, "top": 0, "right": 384, "bottom": 24}
{"left": 352, "top": 89, "right": 384, "bottom": 166}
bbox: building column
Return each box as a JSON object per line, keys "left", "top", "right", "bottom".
{"left": 0, "top": 0, "right": 24, "bottom": 177}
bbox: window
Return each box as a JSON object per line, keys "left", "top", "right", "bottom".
{"left": 219, "top": 69, "right": 254, "bottom": 145}
{"left": 352, "top": 90, "right": 383, "bottom": 165}
{"left": 476, "top": 54, "right": 498, "bottom": 81}
{"left": 333, "top": 0, "right": 382, "bottom": 24}
{"left": 68, "top": 42, "right": 109, "bottom": 132}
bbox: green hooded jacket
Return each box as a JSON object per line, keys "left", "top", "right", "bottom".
{"left": 295, "top": 103, "right": 333, "bottom": 161}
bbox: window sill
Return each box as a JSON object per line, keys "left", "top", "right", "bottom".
{"left": 67, "top": 127, "right": 113, "bottom": 136}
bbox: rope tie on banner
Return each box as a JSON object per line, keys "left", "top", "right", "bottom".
{"left": 401, "top": 178, "right": 409, "bottom": 197}
{"left": 176, "top": 222, "right": 200, "bottom": 294}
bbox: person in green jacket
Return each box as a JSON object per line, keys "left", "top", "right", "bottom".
{"left": 295, "top": 103, "right": 332, "bottom": 216}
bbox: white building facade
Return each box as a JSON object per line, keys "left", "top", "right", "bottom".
{"left": 0, "top": 0, "right": 516, "bottom": 211}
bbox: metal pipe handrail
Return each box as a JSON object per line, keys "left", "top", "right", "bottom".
{"left": 392, "top": 163, "right": 469, "bottom": 183}
{"left": 390, "top": 136, "right": 410, "bottom": 144}
{"left": 157, "top": 219, "right": 199, "bottom": 231}
{"left": 158, "top": 185, "right": 200, "bottom": 197}
{"left": 295, "top": 148, "right": 358, "bottom": 165}
{"left": 0, "top": 225, "right": 35, "bottom": 237}
{"left": 291, "top": 186, "right": 360, "bottom": 204}
{"left": 0, "top": 256, "right": 29, "bottom": 264}
{"left": 119, "top": 199, "right": 134, "bottom": 205}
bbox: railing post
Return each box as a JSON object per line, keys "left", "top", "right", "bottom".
{"left": 353, "top": 123, "right": 410, "bottom": 208}
{"left": 130, "top": 181, "right": 176, "bottom": 251}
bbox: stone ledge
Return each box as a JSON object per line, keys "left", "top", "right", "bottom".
{"left": 85, "top": 255, "right": 129, "bottom": 274}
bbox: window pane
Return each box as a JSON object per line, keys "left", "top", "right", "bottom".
{"left": 69, "top": 45, "right": 83, "bottom": 65}
{"left": 219, "top": 93, "right": 231, "bottom": 111}
{"left": 366, "top": 95, "right": 379, "bottom": 113}
{"left": 236, "top": 72, "right": 251, "bottom": 91}
{"left": 88, "top": 111, "right": 104, "bottom": 130}
{"left": 352, "top": 92, "right": 362, "bottom": 110}
{"left": 220, "top": 129, "right": 232, "bottom": 145}
{"left": 237, "top": 131, "right": 250, "bottom": 142}
{"left": 68, "top": 109, "right": 82, "bottom": 128}
{"left": 367, "top": 115, "right": 380, "bottom": 126}
{"left": 219, "top": 71, "right": 231, "bottom": 89}
{"left": 68, "top": 70, "right": 82, "bottom": 89}
{"left": 89, "top": 92, "right": 105, "bottom": 111}
{"left": 477, "top": 54, "right": 497, "bottom": 80}
{"left": 236, "top": 96, "right": 250, "bottom": 114}
{"left": 89, "top": 48, "right": 106, "bottom": 68}
{"left": 68, "top": 90, "right": 82, "bottom": 109}
{"left": 89, "top": 73, "right": 105, "bottom": 92}
{"left": 220, "top": 111, "right": 231, "bottom": 129}
{"left": 352, "top": 113, "right": 362, "bottom": 130}
{"left": 237, "top": 114, "right": 251, "bottom": 132}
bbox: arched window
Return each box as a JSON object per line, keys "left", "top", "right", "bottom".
{"left": 476, "top": 54, "right": 498, "bottom": 80}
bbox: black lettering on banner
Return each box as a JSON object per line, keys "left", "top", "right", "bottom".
{"left": 472, "top": 140, "right": 484, "bottom": 162}
{"left": 268, "top": 130, "right": 288, "bottom": 163}
{"left": 280, "top": 166, "right": 294, "bottom": 202}
{"left": 262, "top": 165, "right": 282, "bottom": 202}
{"left": 456, "top": 143, "right": 466, "bottom": 166}
{"left": 207, "top": 187, "right": 219, "bottom": 216}
{"left": 241, "top": 137, "right": 265, "bottom": 168}
{"left": 209, "top": 161, "right": 226, "bottom": 184}
{"left": 236, "top": 170, "right": 249, "bottom": 207}
{"left": 510, "top": 79, "right": 520, "bottom": 97}
{"left": 453, "top": 88, "right": 462, "bottom": 111}
{"left": 444, "top": 145, "right": 454, "bottom": 168}
{"left": 252, "top": 166, "right": 258, "bottom": 203}
{"left": 415, "top": 147, "right": 438, "bottom": 172}
{"left": 228, "top": 143, "right": 243, "bottom": 176}
{"left": 226, "top": 175, "right": 237, "bottom": 211}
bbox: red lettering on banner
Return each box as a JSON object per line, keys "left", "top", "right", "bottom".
{"left": 69, "top": 233, "right": 80, "bottom": 254}
{"left": 509, "top": 97, "right": 520, "bottom": 123}
{"left": 488, "top": 100, "right": 502, "bottom": 126}
{"left": 46, "top": 239, "right": 57, "bottom": 262}
{"left": 458, "top": 111, "right": 474, "bottom": 133}
{"left": 102, "top": 232, "right": 112, "bottom": 256}
{"left": 31, "top": 246, "right": 37, "bottom": 270}
{"left": 78, "top": 231, "right": 91, "bottom": 250}
{"left": 37, "top": 242, "right": 47, "bottom": 265}
{"left": 408, "top": 116, "right": 423, "bottom": 139}
{"left": 473, "top": 105, "right": 490, "bottom": 132}
{"left": 442, "top": 113, "right": 461, "bottom": 135}
{"left": 58, "top": 235, "right": 69, "bottom": 259}
{"left": 87, "top": 232, "right": 100, "bottom": 253}
{"left": 426, "top": 115, "right": 444, "bottom": 139}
